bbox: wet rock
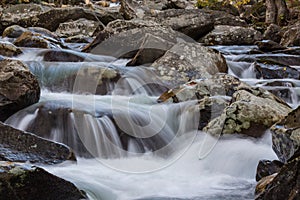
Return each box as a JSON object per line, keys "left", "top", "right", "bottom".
{"left": 255, "top": 173, "right": 277, "bottom": 199}
{"left": 13, "top": 31, "right": 60, "bottom": 49}
{"left": 204, "top": 88, "right": 291, "bottom": 138}
{"left": 271, "top": 106, "right": 300, "bottom": 163}
{"left": 28, "top": 27, "right": 61, "bottom": 42}
{"left": 280, "top": 22, "right": 300, "bottom": 47}
{"left": 0, "top": 59, "right": 40, "bottom": 121}
{"left": 2, "top": 25, "right": 27, "bottom": 38}
{"left": 257, "top": 55, "right": 300, "bottom": 66}
{"left": 254, "top": 60, "right": 300, "bottom": 80}
{"left": 256, "top": 160, "right": 283, "bottom": 181}
{"left": 199, "top": 25, "right": 263, "bottom": 45}
{"left": 0, "top": 122, "right": 75, "bottom": 164}
{"left": 255, "top": 157, "right": 300, "bottom": 200}
{"left": 43, "top": 50, "right": 85, "bottom": 62}
{"left": 55, "top": 18, "right": 104, "bottom": 38}
{"left": 151, "top": 42, "right": 228, "bottom": 86}
{"left": 0, "top": 162, "right": 86, "bottom": 200}
{"left": 0, "top": 41, "right": 22, "bottom": 57}
{"left": 263, "top": 24, "right": 283, "bottom": 43}
{"left": 255, "top": 40, "right": 286, "bottom": 52}
{"left": 144, "top": 9, "right": 214, "bottom": 40}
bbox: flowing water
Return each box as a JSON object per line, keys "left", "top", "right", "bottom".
{"left": 4, "top": 44, "right": 300, "bottom": 199}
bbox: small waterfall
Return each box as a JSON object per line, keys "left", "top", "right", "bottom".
{"left": 6, "top": 92, "right": 200, "bottom": 159}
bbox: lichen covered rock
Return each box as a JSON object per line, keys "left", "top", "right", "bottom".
{"left": 0, "top": 41, "right": 23, "bottom": 57}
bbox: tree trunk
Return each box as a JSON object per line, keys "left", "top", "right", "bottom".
{"left": 275, "top": 0, "right": 289, "bottom": 26}
{"left": 265, "top": 0, "right": 289, "bottom": 26}
{"left": 265, "top": 0, "right": 277, "bottom": 24}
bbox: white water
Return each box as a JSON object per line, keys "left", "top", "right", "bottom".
{"left": 45, "top": 132, "right": 277, "bottom": 200}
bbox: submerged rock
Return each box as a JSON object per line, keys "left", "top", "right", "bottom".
{"left": 151, "top": 42, "right": 228, "bottom": 86}
{"left": 199, "top": 25, "right": 262, "bottom": 45}
{"left": 0, "top": 162, "right": 86, "bottom": 200}
{"left": 0, "top": 122, "right": 75, "bottom": 164}
{"left": 0, "top": 59, "right": 40, "bottom": 121}
{"left": 271, "top": 106, "right": 300, "bottom": 163}
{"left": 0, "top": 41, "right": 23, "bottom": 57}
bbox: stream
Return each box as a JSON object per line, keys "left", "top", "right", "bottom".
{"left": 4, "top": 44, "right": 300, "bottom": 200}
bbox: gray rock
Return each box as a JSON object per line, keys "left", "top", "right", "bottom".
{"left": 256, "top": 40, "right": 286, "bottom": 52}
{"left": 0, "top": 122, "right": 75, "bottom": 164}
{"left": 199, "top": 25, "right": 263, "bottom": 45}
{"left": 0, "top": 41, "right": 22, "bottom": 57}
{"left": 280, "top": 22, "right": 300, "bottom": 47}
{"left": 0, "top": 4, "right": 121, "bottom": 33}
{"left": 271, "top": 106, "right": 300, "bottom": 163}
{"left": 0, "top": 59, "right": 40, "bottom": 121}
{"left": 144, "top": 9, "right": 214, "bottom": 40}
{"left": 0, "top": 162, "right": 86, "bottom": 200}
{"left": 263, "top": 24, "right": 283, "bottom": 43}
{"left": 151, "top": 42, "right": 228, "bottom": 86}
{"left": 2, "top": 25, "right": 27, "bottom": 38}
{"left": 55, "top": 18, "right": 104, "bottom": 38}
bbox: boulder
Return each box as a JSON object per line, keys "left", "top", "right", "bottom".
{"left": 255, "top": 173, "right": 277, "bottom": 199}
{"left": 13, "top": 31, "right": 60, "bottom": 49}
{"left": 256, "top": 160, "right": 283, "bottom": 181}
{"left": 256, "top": 55, "right": 300, "bottom": 66}
{"left": 255, "top": 40, "right": 286, "bottom": 52}
{"left": 55, "top": 18, "right": 104, "bottom": 38}
{"left": 255, "top": 157, "right": 300, "bottom": 200}
{"left": 199, "top": 25, "right": 263, "bottom": 45}
{"left": 271, "top": 106, "right": 300, "bottom": 163}
{"left": 2, "top": 25, "right": 27, "bottom": 38}
{"left": 0, "top": 162, "right": 86, "bottom": 200}
{"left": 0, "top": 41, "right": 22, "bottom": 57}
{"left": 204, "top": 88, "right": 291, "bottom": 137}
{"left": 205, "top": 10, "right": 247, "bottom": 27}
{"left": 280, "top": 22, "right": 300, "bottom": 47}
{"left": 0, "top": 122, "right": 75, "bottom": 164}
{"left": 164, "top": 0, "right": 194, "bottom": 9}
{"left": 254, "top": 60, "right": 300, "bottom": 80}
{"left": 0, "top": 4, "right": 121, "bottom": 33}
{"left": 0, "top": 59, "right": 40, "bottom": 121}
{"left": 151, "top": 42, "right": 228, "bottom": 85}
{"left": 263, "top": 24, "right": 283, "bottom": 43}
{"left": 42, "top": 50, "right": 85, "bottom": 62}
{"left": 83, "top": 19, "right": 192, "bottom": 61}
{"left": 143, "top": 9, "right": 214, "bottom": 40}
